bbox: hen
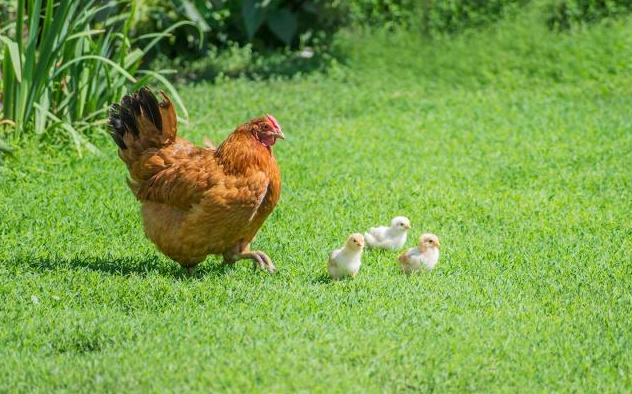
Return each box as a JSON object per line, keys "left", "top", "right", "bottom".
{"left": 108, "top": 87, "right": 284, "bottom": 273}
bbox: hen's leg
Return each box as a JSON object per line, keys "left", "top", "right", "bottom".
{"left": 223, "top": 243, "right": 276, "bottom": 273}
{"left": 222, "top": 255, "right": 235, "bottom": 265}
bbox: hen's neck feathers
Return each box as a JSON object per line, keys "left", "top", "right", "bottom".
{"left": 215, "top": 128, "right": 276, "bottom": 175}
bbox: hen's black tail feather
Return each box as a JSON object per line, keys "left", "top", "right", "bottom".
{"left": 108, "top": 86, "right": 163, "bottom": 150}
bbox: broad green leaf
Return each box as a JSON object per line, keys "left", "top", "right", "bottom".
{"left": 242, "top": 0, "right": 267, "bottom": 39}
{"left": 266, "top": 7, "right": 298, "bottom": 45}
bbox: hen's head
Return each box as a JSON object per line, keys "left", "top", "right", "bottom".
{"left": 248, "top": 114, "right": 285, "bottom": 147}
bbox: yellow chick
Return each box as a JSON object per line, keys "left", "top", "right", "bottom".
{"left": 328, "top": 233, "right": 364, "bottom": 280}
{"left": 398, "top": 233, "right": 441, "bottom": 274}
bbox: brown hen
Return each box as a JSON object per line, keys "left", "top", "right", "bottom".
{"left": 108, "top": 87, "right": 283, "bottom": 273}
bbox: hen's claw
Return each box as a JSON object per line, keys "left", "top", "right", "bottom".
{"left": 250, "top": 252, "right": 266, "bottom": 271}
{"left": 257, "top": 251, "right": 276, "bottom": 273}
{"left": 224, "top": 247, "right": 276, "bottom": 273}
{"left": 238, "top": 251, "right": 274, "bottom": 273}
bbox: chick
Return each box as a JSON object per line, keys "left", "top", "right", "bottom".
{"left": 398, "top": 233, "right": 441, "bottom": 274}
{"left": 364, "top": 216, "right": 411, "bottom": 250}
{"left": 328, "top": 233, "right": 364, "bottom": 280}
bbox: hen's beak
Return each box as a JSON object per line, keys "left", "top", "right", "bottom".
{"left": 275, "top": 128, "right": 285, "bottom": 140}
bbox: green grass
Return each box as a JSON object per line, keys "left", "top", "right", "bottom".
{"left": 2, "top": 12, "right": 632, "bottom": 393}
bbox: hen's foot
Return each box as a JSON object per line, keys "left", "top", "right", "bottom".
{"left": 223, "top": 245, "right": 276, "bottom": 273}
{"left": 237, "top": 251, "right": 276, "bottom": 273}
{"left": 255, "top": 251, "right": 276, "bottom": 273}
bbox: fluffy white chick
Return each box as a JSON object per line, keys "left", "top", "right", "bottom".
{"left": 328, "top": 233, "right": 364, "bottom": 280}
{"left": 364, "top": 216, "right": 411, "bottom": 250}
{"left": 399, "top": 233, "right": 441, "bottom": 274}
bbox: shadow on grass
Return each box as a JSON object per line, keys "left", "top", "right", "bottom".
{"left": 311, "top": 272, "right": 333, "bottom": 285}
{"left": 7, "top": 254, "right": 236, "bottom": 280}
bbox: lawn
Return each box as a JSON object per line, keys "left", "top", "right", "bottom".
{"left": 1, "top": 14, "right": 632, "bottom": 393}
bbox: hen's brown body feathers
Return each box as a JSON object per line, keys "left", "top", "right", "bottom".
{"left": 109, "top": 87, "right": 282, "bottom": 271}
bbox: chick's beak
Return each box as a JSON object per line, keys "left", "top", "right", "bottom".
{"left": 405, "top": 224, "right": 411, "bottom": 229}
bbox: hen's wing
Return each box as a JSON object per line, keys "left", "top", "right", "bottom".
{"left": 134, "top": 144, "right": 216, "bottom": 210}
{"left": 138, "top": 151, "right": 272, "bottom": 223}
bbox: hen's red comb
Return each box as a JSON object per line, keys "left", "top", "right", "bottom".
{"left": 266, "top": 114, "right": 281, "bottom": 131}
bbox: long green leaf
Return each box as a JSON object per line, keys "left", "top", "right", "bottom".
{"left": 24, "top": 0, "right": 73, "bottom": 124}
{"left": 54, "top": 55, "right": 137, "bottom": 83}
{"left": 124, "top": 48, "right": 144, "bottom": 68}
{"left": 141, "top": 21, "right": 203, "bottom": 54}
{"left": 15, "top": 0, "right": 24, "bottom": 54}
{"left": 34, "top": 91, "right": 49, "bottom": 135}
{"left": 67, "top": 29, "right": 106, "bottom": 41}
{"left": 2, "top": 46, "right": 16, "bottom": 119}
{"left": 0, "top": 36, "right": 21, "bottom": 82}
{"left": 181, "top": 0, "right": 211, "bottom": 32}
{"left": 2, "top": 0, "right": 192, "bottom": 155}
